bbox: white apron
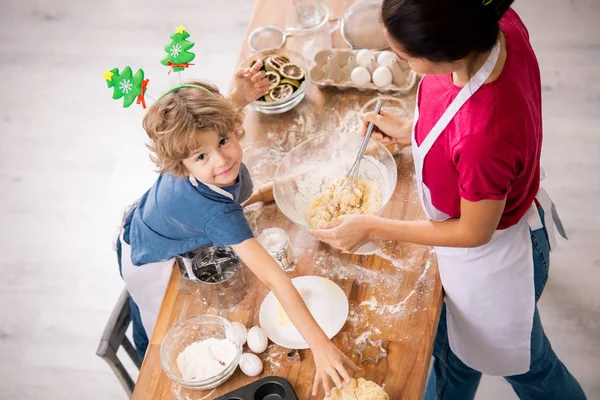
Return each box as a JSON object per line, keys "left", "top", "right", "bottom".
{"left": 120, "top": 231, "right": 175, "bottom": 338}
{"left": 412, "top": 40, "right": 565, "bottom": 376}
{"left": 119, "top": 175, "right": 239, "bottom": 338}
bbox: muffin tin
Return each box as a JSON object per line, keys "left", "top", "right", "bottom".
{"left": 310, "top": 49, "right": 418, "bottom": 94}
{"left": 215, "top": 376, "right": 298, "bottom": 400}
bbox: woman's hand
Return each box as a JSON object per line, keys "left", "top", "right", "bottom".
{"left": 310, "top": 215, "right": 374, "bottom": 253}
{"left": 312, "top": 340, "right": 361, "bottom": 397}
{"left": 229, "top": 61, "right": 270, "bottom": 108}
{"left": 360, "top": 110, "right": 413, "bottom": 149}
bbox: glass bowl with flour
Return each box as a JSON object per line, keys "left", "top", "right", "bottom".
{"left": 160, "top": 315, "right": 242, "bottom": 390}
{"left": 274, "top": 132, "right": 397, "bottom": 252}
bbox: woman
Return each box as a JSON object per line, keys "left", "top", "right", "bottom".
{"left": 312, "top": 0, "right": 587, "bottom": 399}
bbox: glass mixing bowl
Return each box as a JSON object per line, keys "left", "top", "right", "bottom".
{"left": 160, "top": 315, "right": 242, "bottom": 390}
{"left": 273, "top": 133, "right": 398, "bottom": 249}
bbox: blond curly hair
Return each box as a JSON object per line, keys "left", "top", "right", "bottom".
{"left": 142, "top": 81, "right": 245, "bottom": 176}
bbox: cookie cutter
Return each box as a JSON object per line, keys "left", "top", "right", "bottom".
{"left": 287, "top": 349, "right": 301, "bottom": 364}
{"left": 355, "top": 337, "right": 388, "bottom": 365}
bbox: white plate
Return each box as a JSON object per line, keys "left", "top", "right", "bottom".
{"left": 259, "top": 276, "right": 349, "bottom": 349}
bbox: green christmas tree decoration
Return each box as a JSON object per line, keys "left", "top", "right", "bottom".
{"left": 161, "top": 25, "right": 195, "bottom": 73}
{"left": 104, "top": 66, "right": 146, "bottom": 108}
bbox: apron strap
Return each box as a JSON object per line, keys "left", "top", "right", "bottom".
{"left": 536, "top": 187, "right": 560, "bottom": 250}
{"left": 178, "top": 256, "right": 197, "bottom": 281}
{"left": 417, "top": 40, "right": 501, "bottom": 156}
{"left": 536, "top": 167, "right": 568, "bottom": 250}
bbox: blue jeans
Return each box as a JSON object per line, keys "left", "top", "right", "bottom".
{"left": 116, "top": 235, "right": 149, "bottom": 359}
{"left": 424, "top": 211, "right": 587, "bottom": 400}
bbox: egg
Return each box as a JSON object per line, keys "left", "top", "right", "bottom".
{"left": 232, "top": 322, "right": 247, "bottom": 346}
{"left": 239, "top": 353, "right": 263, "bottom": 377}
{"left": 356, "top": 49, "right": 375, "bottom": 68}
{"left": 377, "top": 51, "right": 398, "bottom": 67}
{"left": 246, "top": 326, "right": 268, "bottom": 354}
{"left": 351, "top": 67, "right": 371, "bottom": 86}
{"left": 372, "top": 66, "right": 393, "bottom": 87}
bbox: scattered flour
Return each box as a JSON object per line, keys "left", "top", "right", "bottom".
{"left": 355, "top": 330, "right": 373, "bottom": 345}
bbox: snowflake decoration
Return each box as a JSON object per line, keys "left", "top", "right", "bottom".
{"left": 119, "top": 79, "right": 133, "bottom": 94}
{"left": 170, "top": 44, "right": 182, "bottom": 57}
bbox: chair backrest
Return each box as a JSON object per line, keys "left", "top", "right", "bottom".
{"left": 96, "top": 288, "right": 143, "bottom": 398}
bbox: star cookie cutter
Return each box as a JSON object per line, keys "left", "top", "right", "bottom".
{"left": 355, "top": 337, "right": 388, "bottom": 365}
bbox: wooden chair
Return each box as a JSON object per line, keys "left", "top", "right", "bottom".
{"left": 96, "top": 288, "right": 143, "bottom": 398}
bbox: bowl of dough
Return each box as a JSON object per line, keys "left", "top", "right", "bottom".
{"left": 160, "top": 315, "right": 242, "bottom": 390}
{"left": 273, "top": 133, "right": 397, "bottom": 235}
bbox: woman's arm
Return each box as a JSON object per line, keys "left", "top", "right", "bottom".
{"left": 231, "top": 238, "right": 360, "bottom": 396}
{"left": 371, "top": 198, "right": 505, "bottom": 247}
{"left": 311, "top": 198, "right": 505, "bottom": 252}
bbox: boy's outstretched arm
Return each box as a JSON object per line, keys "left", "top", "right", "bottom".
{"left": 231, "top": 238, "right": 360, "bottom": 397}
{"left": 229, "top": 61, "right": 270, "bottom": 109}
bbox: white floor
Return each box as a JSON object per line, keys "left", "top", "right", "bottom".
{"left": 0, "top": 0, "right": 598, "bottom": 399}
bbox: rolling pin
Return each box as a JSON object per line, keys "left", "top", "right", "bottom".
{"left": 242, "top": 182, "right": 274, "bottom": 207}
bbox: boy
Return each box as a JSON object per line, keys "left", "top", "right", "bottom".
{"left": 116, "top": 64, "right": 358, "bottom": 397}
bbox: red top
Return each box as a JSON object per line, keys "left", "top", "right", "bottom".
{"left": 415, "top": 9, "right": 542, "bottom": 229}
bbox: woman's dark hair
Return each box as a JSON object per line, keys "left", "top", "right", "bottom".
{"left": 382, "top": 0, "right": 514, "bottom": 62}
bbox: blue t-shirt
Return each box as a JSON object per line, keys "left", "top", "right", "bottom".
{"left": 123, "top": 163, "right": 254, "bottom": 266}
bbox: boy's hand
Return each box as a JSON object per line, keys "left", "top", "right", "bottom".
{"left": 312, "top": 340, "right": 361, "bottom": 398}
{"left": 230, "top": 61, "right": 270, "bottom": 108}
{"left": 232, "top": 239, "right": 361, "bottom": 397}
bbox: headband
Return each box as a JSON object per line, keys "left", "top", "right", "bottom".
{"left": 156, "top": 84, "right": 212, "bottom": 102}
{"left": 103, "top": 25, "right": 201, "bottom": 109}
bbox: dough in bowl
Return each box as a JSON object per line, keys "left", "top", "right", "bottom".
{"left": 308, "top": 178, "right": 382, "bottom": 228}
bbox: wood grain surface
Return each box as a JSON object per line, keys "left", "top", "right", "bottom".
{"left": 132, "top": 1, "right": 443, "bottom": 399}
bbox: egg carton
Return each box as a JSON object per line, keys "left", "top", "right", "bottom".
{"left": 310, "top": 49, "right": 418, "bottom": 94}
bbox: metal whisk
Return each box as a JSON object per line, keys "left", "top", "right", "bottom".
{"left": 344, "top": 99, "right": 384, "bottom": 187}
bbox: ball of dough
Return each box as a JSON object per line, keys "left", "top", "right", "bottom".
{"left": 351, "top": 67, "right": 371, "bottom": 87}
{"left": 356, "top": 49, "right": 375, "bottom": 68}
{"left": 372, "top": 66, "right": 393, "bottom": 87}
{"left": 377, "top": 51, "right": 398, "bottom": 67}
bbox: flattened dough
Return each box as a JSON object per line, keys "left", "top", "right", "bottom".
{"left": 328, "top": 378, "right": 389, "bottom": 400}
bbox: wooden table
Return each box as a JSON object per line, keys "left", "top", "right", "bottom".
{"left": 133, "top": 1, "right": 443, "bottom": 399}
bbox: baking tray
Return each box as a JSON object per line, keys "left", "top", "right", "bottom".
{"left": 214, "top": 376, "right": 298, "bottom": 400}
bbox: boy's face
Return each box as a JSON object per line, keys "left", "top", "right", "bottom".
{"left": 182, "top": 130, "right": 243, "bottom": 187}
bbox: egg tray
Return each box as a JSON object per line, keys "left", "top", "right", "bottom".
{"left": 310, "top": 49, "right": 418, "bottom": 94}
{"left": 214, "top": 376, "right": 298, "bottom": 400}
